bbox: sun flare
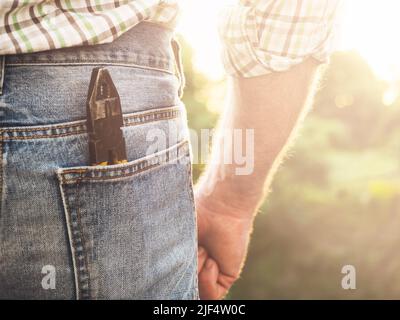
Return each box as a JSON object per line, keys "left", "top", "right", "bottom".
{"left": 178, "top": 0, "right": 400, "bottom": 84}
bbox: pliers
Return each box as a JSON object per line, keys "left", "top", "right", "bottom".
{"left": 86, "top": 67, "right": 127, "bottom": 166}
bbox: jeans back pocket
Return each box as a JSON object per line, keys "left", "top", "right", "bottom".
{"left": 57, "top": 140, "right": 197, "bottom": 299}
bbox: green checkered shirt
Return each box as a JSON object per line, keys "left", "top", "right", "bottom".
{"left": 1, "top": 0, "right": 342, "bottom": 77}
{"left": 0, "top": 0, "right": 179, "bottom": 54}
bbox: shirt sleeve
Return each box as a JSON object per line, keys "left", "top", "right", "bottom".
{"left": 219, "top": 0, "right": 343, "bottom": 77}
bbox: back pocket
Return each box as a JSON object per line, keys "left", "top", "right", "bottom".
{"left": 57, "top": 140, "right": 197, "bottom": 300}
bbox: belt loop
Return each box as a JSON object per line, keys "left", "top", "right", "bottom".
{"left": 0, "top": 55, "right": 5, "bottom": 95}
{"left": 171, "top": 37, "right": 185, "bottom": 98}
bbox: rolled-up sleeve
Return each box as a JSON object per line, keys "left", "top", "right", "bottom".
{"left": 219, "top": 0, "right": 343, "bottom": 77}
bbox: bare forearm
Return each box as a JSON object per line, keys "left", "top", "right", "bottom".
{"left": 197, "top": 59, "right": 321, "bottom": 216}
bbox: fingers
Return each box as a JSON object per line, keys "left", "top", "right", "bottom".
{"left": 198, "top": 257, "right": 227, "bottom": 300}
{"left": 198, "top": 246, "right": 237, "bottom": 300}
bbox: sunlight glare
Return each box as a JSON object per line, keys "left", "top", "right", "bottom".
{"left": 177, "top": 0, "right": 235, "bottom": 80}
{"left": 341, "top": 0, "right": 400, "bottom": 83}
{"left": 179, "top": 0, "right": 400, "bottom": 84}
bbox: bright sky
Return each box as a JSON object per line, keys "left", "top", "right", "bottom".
{"left": 178, "top": 0, "right": 400, "bottom": 83}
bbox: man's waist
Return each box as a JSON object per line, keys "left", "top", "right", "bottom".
{"left": 3, "top": 22, "right": 176, "bottom": 75}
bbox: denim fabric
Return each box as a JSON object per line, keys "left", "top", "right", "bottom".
{"left": 0, "top": 22, "right": 198, "bottom": 300}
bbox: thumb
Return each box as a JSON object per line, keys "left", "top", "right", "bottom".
{"left": 198, "top": 246, "right": 208, "bottom": 274}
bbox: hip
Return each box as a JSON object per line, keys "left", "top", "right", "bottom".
{"left": 0, "top": 22, "right": 197, "bottom": 300}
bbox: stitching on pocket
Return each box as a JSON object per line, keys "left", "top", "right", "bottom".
{"left": 0, "top": 106, "right": 181, "bottom": 140}
{"left": 58, "top": 171, "right": 92, "bottom": 300}
{"left": 1, "top": 123, "right": 86, "bottom": 133}
{"left": 58, "top": 140, "right": 190, "bottom": 184}
{"left": 3, "top": 131, "right": 88, "bottom": 141}
{"left": 123, "top": 108, "right": 180, "bottom": 127}
{"left": 74, "top": 174, "right": 92, "bottom": 299}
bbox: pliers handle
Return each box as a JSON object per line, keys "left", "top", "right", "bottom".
{"left": 86, "top": 67, "right": 127, "bottom": 166}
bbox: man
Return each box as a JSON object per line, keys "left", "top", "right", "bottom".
{"left": 0, "top": 0, "right": 341, "bottom": 299}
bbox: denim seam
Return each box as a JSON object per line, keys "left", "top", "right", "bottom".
{"left": 6, "top": 51, "right": 171, "bottom": 64}
{"left": 124, "top": 108, "right": 180, "bottom": 127}
{"left": 58, "top": 172, "right": 92, "bottom": 300}
{"left": 185, "top": 160, "right": 195, "bottom": 206}
{"left": 0, "top": 56, "right": 5, "bottom": 95}
{"left": 60, "top": 140, "right": 187, "bottom": 175}
{"left": 1, "top": 107, "right": 179, "bottom": 132}
{"left": 171, "top": 38, "right": 185, "bottom": 98}
{"left": 6, "top": 62, "right": 175, "bottom": 76}
{"left": 0, "top": 106, "right": 180, "bottom": 140}
{"left": 1, "top": 123, "right": 86, "bottom": 133}
{"left": 0, "top": 133, "right": 3, "bottom": 215}
{"left": 1, "top": 132, "right": 88, "bottom": 141}
{"left": 59, "top": 141, "right": 189, "bottom": 183}
{"left": 64, "top": 162, "right": 162, "bottom": 183}
{"left": 57, "top": 176, "right": 81, "bottom": 300}
{"left": 185, "top": 158, "right": 199, "bottom": 296}
{"left": 6, "top": 55, "right": 171, "bottom": 65}
{"left": 74, "top": 174, "right": 92, "bottom": 299}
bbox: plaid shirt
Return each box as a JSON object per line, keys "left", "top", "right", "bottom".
{"left": 0, "top": 0, "right": 342, "bottom": 77}
{"left": 0, "top": 0, "right": 179, "bottom": 55}
{"left": 219, "top": 0, "right": 342, "bottom": 77}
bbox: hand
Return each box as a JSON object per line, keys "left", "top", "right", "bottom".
{"left": 196, "top": 190, "right": 254, "bottom": 300}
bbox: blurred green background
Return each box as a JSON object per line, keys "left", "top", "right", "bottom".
{"left": 180, "top": 38, "right": 400, "bottom": 299}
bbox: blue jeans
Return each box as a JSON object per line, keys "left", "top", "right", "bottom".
{"left": 0, "top": 22, "right": 198, "bottom": 300}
